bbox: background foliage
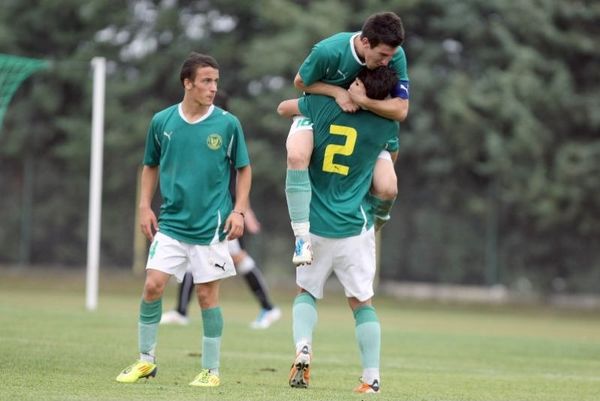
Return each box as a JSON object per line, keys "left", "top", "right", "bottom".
{"left": 0, "top": 0, "right": 599, "bottom": 294}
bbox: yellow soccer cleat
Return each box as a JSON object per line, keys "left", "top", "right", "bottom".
{"left": 189, "top": 369, "right": 220, "bottom": 387}
{"left": 116, "top": 360, "right": 157, "bottom": 383}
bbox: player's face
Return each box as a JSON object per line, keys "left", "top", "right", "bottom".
{"left": 186, "top": 66, "right": 219, "bottom": 106}
{"left": 363, "top": 40, "right": 396, "bottom": 69}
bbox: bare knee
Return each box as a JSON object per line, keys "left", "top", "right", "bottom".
{"left": 143, "top": 275, "right": 167, "bottom": 301}
{"left": 286, "top": 130, "right": 313, "bottom": 169}
{"left": 196, "top": 281, "right": 220, "bottom": 309}
{"left": 371, "top": 159, "right": 398, "bottom": 200}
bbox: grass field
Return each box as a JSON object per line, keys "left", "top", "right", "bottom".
{"left": 1, "top": 268, "right": 600, "bottom": 401}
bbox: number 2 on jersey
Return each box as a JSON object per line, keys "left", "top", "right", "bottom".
{"left": 322, "top": 124, "right": 357, "bottom": 176}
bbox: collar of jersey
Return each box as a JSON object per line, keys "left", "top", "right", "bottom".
{"left": 350, "top": 32, "right": 365, "bottom": 66}
{"left": 178, "top": 103, "right": 215, "bottom": 124}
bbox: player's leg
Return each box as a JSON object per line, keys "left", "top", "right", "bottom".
{"left": 290, "top": 233, "right": 333, "bottom": 388}
{"left": 368, "top": 151, "right": 398, "bottom": 231}
{"left": 348, "top": 298, "right": 381, "bottom": 394}
{"left": 229, "top": 239, "right": 281, "bottom": 329}
{"left": 289, "top": 289, "right": 316, "bottom": 388}
{"left": 188, "top": 280, "right": 222, "bottom": 387}
{"left": 117, "top": 232, "right": 188, "bottom": 383}
{"left": 333, "top": 229, "right": 381, "bottom": 393}
{"left": 285, "top": 116, "right": 314, "bottom": 265}
{"left": 160, "top": 270, "right": 193, "bottom": 325}
{"left": 188, "top": 240, "right": 236, "bottom": 388}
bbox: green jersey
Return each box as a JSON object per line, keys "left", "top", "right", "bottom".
{"left": 298, "top": 95, "right": 399, "bottom": 238}
{"left": 143, "top": 103, "right": 250, "bottom": 245}
{"left": 298, "top": 32, "right": 409, "bottom": 88}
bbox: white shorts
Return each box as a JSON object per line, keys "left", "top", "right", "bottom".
{"left": 296, "top": 228, "right": 376, "bottom": 302}
{"left": 287, "top": 115, "right": 313, "bottom": 137}
{"left": 146, "top": 232, "right": 236, "bottom": 284}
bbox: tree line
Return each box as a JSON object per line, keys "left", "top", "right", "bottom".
{"left": 0, "top": 0, "right": 598, "bottom": 294}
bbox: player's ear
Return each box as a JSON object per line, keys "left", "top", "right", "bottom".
{"left": 360, "top": 36, "right": 371, "bottom": 49}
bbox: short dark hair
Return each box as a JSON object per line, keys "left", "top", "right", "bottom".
{"left": 357, "top": 66, "right": 398, "bottom": 100}
{"left": 360, "top": 12, "right": 404, "bottom": 48}
{"left": 180, "top": 52, "right": 219, "bottom": 86}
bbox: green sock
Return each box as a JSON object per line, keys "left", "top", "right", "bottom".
{"left": 292, "top": 292, "right": 317, "bottom": 347}
{"left": 354, "top": 305, "right": 381, "bottom": 369}
{"left": 138, "top": 298, "right": 162, "bottom": 358}
{"left": 366, "top": 192, "right": 395, "bottom": 230}
{"left": 201, "top": 307, "right": 223, "bottom": 370}
{"left": 286, "top": 169, "right": 311, "bottom": 225}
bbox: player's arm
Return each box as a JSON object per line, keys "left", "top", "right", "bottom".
{"left": 139, "top": 165, "right": 159, "bottom": 241}
{"left": 348, "top": 78, "right": 409, "bottom": 121}
{"left": 226, "top": 164, "right": 252, "bottom": 240}
{"left": 294, "top": 73, "right": 358, "bottom": 113}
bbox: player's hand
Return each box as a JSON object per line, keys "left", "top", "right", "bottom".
{"left": 139, "top": 206, "right": 159, "bottom": 242}
{"left": 348, "top": 78, "right": 368, "bottom": 106}
{"left": 335, "top": 90, "right": 359, "bottom": 113}
{"left": 224, "top": 212, "right": 245, "bottom": 240}
{"left": 244, "top": 208, "right": 261, "bottom": 234}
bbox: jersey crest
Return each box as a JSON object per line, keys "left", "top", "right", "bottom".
{"left": 207, "top": 133, "right": 223, "bottom": 150}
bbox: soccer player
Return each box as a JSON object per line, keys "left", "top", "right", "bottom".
{"left": 286, "top": 11, "right": 409, "bottom": 265}
{"left": 116, "top": 52, "right": 251, "bottom": 388}
{"left": 277, "top": 65, "right": 400, "bottom": 394}
{"left": 160, "top": 206, "right": 281, "bottom": 329}
{"left": 161, "top": 93, "right": 281, "bottom": 330}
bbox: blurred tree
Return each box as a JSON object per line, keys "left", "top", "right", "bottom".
{"left": 0, "top": 0, "right": 598, "bottom": 295}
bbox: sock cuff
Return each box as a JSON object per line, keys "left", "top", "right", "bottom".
{"left": 294, "top": 292, "right": 316, "bottom": 307}
{"left": 202, "top": 307, "right": 223, "bottom": 338}
{"left": 353, "top": 305, "right": 379, "bottom": 326}
{"left": 286, "top": 169, "right": 310, "bottom": 189}
{"left": 140, "top": 298, "right": 162, "bottom": 324}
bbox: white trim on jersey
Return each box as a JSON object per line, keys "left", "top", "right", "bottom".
{"left": 177, "top": 103, "right": 215, "bottom": 124}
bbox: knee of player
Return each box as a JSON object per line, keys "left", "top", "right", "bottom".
{"left": 371, "top": 179, "right": 398, "bottom": 200}
{"left": 143, "top": 280, "right": 166, "bottom": 300}
{"left": 286, "top": 148, "right": 311, "bottom": 169}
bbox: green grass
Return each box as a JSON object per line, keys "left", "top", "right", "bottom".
{"left": 1, "top": 269, "right": 600, "bottom": 401}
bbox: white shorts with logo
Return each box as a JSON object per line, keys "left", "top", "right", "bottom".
{"left": 287, "top": 115, "right": 313, "bottom": 137}
{"left": 296, "top": 228, "right": 376, "bottom": 302}
{"left": 146, "top": 231, "right": 236, "bottom": 284}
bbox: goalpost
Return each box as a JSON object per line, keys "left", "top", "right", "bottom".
{"left": 86, "top": 57, "right": 106, "bottom": 311}
{"left": 0, "top": 54, "right": 105, "bottom": 311}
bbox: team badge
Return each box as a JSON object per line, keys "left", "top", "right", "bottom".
{"left": 207, "top": 134, "right": 222, "bottom": 150}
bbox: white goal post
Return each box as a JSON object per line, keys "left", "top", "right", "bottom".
{"left": 85, "top": 57, "right": 106, "bottom": 311}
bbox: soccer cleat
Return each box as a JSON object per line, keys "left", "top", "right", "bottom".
{"left": 160, "top": 310, "right": 189, "bottom": 326}
{"left": 292, "top": 237, "right": 313, "bottom": 266}
{"left": 250, "top": 306, "right": 282, "bottom": 329}
{"left": 116, "top": 360, "right": 157, "bottom": 383}
{"left": 353, "top": 378, "right": 380, "bottom": 394}
{"left": 189, "top": 369, "right": 220, "bottom": 387}
{"left": 288, "top": 345, "right": 311, "bottom": 388}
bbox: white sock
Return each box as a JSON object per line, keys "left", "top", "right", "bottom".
{"left": 362, "top": 368, "right": 380, "bottom": 385}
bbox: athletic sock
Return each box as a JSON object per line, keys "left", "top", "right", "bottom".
{"left": 353, "top": 305, "right": 381, "bottom": 379}
{"left": 138, "top": 298, "right": 162, "bottom": 361}
{"left": 292, "top": 292, "right": 317, "bottom": 351}
{"left": 243, "top": 267, "right": 274, "bottom": 310}
{"left": 286, "top": 169, "right": 311, "bottom": 234}
{"left": 366, "top": 192, "right": 395, "bottom": 229}
{"left": 176, "top": 271, "right": 194, "bottom": 316}
{"left": 201, "top": 307, "right": 223, "bottom": 370}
